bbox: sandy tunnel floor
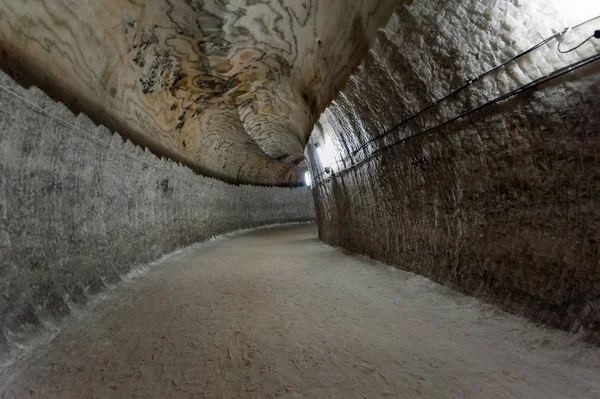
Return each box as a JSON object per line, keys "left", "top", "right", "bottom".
{"left": 1, "top": 223, "right": 599, "bottom": 398}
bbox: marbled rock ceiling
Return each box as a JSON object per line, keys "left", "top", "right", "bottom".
{"left": 0, "top": 0, "right": 402, "bottom": 185}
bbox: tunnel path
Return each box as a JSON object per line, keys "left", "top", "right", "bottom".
{"left": 1, "top": 223, "right": 599, "bottom": 398}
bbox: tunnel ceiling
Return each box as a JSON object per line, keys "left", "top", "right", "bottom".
{"left": 0, "top": 0, "right": 401, "bottom": 186}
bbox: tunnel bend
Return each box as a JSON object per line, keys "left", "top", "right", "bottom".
{"left": 0, "top": 0, "right": 600, "bottom": 396}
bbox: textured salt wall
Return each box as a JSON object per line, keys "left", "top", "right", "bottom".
{"left": 0, "top": 71, "right": 315, "bottom": 361}
{"left": 309, "top": 1, "right": 600, "bottom": 341}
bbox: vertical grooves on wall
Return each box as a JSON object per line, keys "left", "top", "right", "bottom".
{"left": 0, "top": 70, "right": 315, "bottom": 362}
{"left": 310, "top": 1, "right": 600, "bottom": 343}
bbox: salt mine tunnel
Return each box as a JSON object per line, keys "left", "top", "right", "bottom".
{"left": 0, "top": 0, "right": 600, "bottom": 397}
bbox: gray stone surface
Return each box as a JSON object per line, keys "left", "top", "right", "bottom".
{"left": 0, "top": 70, "right": 314, "bottom": 360}
{"left": 309, "top": 0, "right": 600, "bottom": 342}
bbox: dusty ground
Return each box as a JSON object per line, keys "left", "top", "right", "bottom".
{"left": 1, "top": 223, "right": 599, "bottom": 398}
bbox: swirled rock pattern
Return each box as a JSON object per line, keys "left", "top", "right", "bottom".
{"left": 0, "top": 0, "right": 400, "bottom": 185}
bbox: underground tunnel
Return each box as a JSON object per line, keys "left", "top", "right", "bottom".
{"left": 0, "top": 0, "right": 599, "bottom": 397}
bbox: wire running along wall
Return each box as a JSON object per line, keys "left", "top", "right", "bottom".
{"left": 311, "top": 17, "right": 600, "bottom": 188}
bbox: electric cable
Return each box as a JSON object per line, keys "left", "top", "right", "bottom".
{"left": 312, "top": 53, "right": 600, "bottom": 188}
{"left": 312, "top": 16, "right": 600, "bottom": 187}
{"left": 352, "top": 16, "right": 600, "bottom": 157}
{"left": 558, "top": 30, "right": 600, "bottom": 53}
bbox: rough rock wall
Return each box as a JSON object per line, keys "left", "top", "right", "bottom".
{"left": 0, "top": 71, "right": 315, "bottom": 361}
{"left": 0, "top": 0, "right": 400, "bottom": 185}
{"left": 309, "top": 0, "right": 600, "bottom": 341}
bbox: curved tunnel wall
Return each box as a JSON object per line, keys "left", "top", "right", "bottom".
{"left": 309, "top": 1, "right": 600, "bottom": 342}
{"left": 0, "top": 71, "right": 315, "bottom": 362}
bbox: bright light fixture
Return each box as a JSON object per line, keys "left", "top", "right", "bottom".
{"left": 304, "top": 170, "right": 312, "bottom": 186}
{"left": 315, "top": 144, "right": 336, "bottom": 171}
